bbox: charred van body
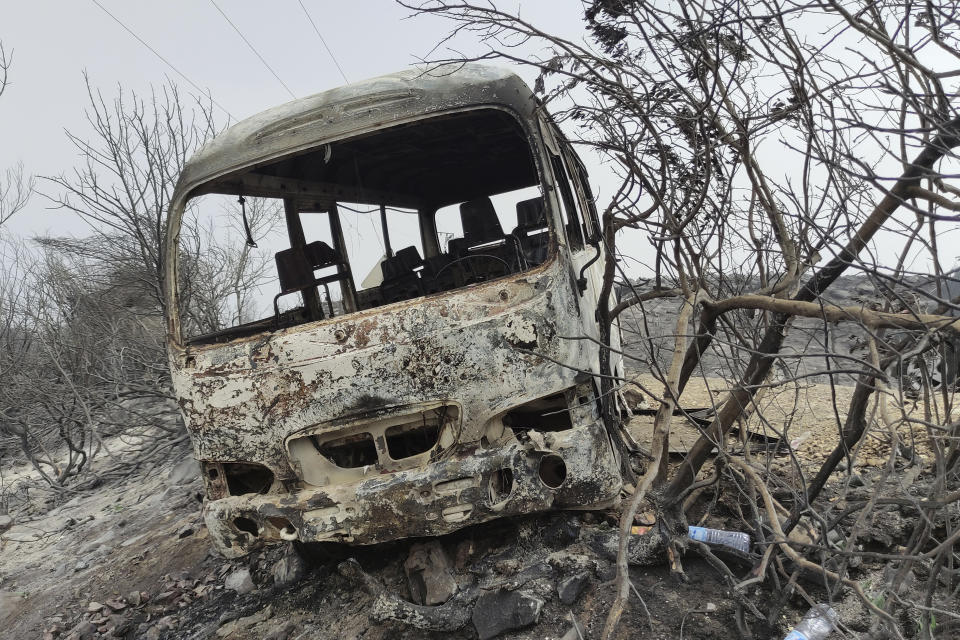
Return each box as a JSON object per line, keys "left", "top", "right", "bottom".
{"left": 165, "top": 64, "right": 623, "bottom": 557}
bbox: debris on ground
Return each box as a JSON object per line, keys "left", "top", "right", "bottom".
{"left": 403, "top": 541, "right": 458, "bottom": 605}
{"left": 0, "top": 378, "right": 947, "bottom": 639}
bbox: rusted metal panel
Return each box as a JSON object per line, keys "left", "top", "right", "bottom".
{"left": 172, "top": 256, "right": 619, "bottom": 555}
{"left": 176, "top": 256, "right": 587, "bottom": 465}
{"left": 205, "top": 420, "right": 620, "bottom": 557}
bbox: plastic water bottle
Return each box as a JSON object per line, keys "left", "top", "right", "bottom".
{"left": 784, "top": 604, "right": 838, "bottom": 640}
{"left": 687, "top": 526, "right": 751, "bottom": 552}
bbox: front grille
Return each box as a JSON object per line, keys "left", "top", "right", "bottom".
{"left": 286, "top": 403, "right": 460, "bottom": 486}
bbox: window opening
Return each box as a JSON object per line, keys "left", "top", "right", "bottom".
{"left": 565, "top": 149, "right": 601, "bottom": 243}
{"left": 549, "top": 154, "right": 585, "bottom": 251}
{"left": 179, "top": 109, "right": 554, "bottom": 345}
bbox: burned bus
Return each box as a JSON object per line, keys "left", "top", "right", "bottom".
{"left": 164, "top": 64, "right": 623, "bottom": 557}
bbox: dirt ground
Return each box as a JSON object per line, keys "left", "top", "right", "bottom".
{"left": 0, "top": 456, "right": 789, "bottom": 640}
{"left": 0, "top": 378, "right": 946, "bottom": 639}
{"left": 626, "top": 372, "right": 947, "bottom": 468}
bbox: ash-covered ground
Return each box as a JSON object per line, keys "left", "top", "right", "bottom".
{"left": 0, "top": 395, "right": 927, "bottom": 640}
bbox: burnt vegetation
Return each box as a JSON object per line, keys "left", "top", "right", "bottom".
{"left": 405, "top": 0, "right": 960, "bottom": 638}
{"left": 2, "top": 1, "right": 960, "bottom": 638}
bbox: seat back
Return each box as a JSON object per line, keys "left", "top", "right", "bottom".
{"left": 460, "top": 197, "right": 505, "bottom": 248}
{"left": 381, "top": 246, "right": 424, "bottom": 281}
{"left": 514, "top": 197, "right": 546, "bottom": 234}
{"left": 275, "top": 240, "right": 339, "bottom": 293}
{"left": 512, "top": 197, "right": 549, "bottom": 267}
{"left": 379, "top": 246, "right": 425, "bottom": 303}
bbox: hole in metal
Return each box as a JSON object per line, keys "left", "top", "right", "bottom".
{"left": 386, "top": 421, "right": 441, "bottom": 459}
{"left": 441, "top": 504, "right": 473, "bottom": 522}
{"left": 504, "top": 393, "right": 573, "bottom": 432}
{"left": 267, "top": 516, "right": 298, "bottom": 540}
{"left": 489, "top": 468, "right": 514, "bottom": 502}
{"left": 435, "top": 477, "right": 476, "bottom": 493}
{"left": 314, "top": 432, "right": 378, "bottom": 468}
{"left": 234, "top": 516, "right": 260, "bottom": 536}
{"left": 223, "top": 462, "right": 274, "bottom": 496}
{"left": 538, "top": 454, "right": 567, "bottom": 488}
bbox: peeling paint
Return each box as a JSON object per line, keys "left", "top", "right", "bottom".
{"left": 166, "top": 63, "right": 621, "bottom": 557}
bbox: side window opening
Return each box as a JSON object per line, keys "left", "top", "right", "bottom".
{"left": 565, "top": 149, "right": 601, "bottom": 244}
{"left": 336, "top": 203, "right": 425, "bottom": 309}
{"left": 177, "top": 193, "right": 287, "bottom": 340}
{"left": 549, "top": 154, "right": 585, "bottom": 251}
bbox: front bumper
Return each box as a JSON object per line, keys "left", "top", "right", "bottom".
{"left": 204, "top": 420, "right": 621, "bottom": 557}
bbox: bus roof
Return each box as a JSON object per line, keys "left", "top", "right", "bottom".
{"left": 172, "top": 63, "right": 537, "bottom": 204}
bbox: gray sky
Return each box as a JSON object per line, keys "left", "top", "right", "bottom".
{"left": 6, "top": 2, "right": 936, "bottom": 283}
{"left": 0, "top": 0, "right": 608, "bottom": 239}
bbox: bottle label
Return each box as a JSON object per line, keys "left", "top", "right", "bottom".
{"left": 783, "top": 632, "right": 808, "bottom": 640}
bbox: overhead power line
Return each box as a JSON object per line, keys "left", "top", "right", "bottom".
{"left": 89, "top": 0, "right": 235, "bottom": 120}
{"left": 298, "top": 0, "right": 350, "bottom": 84}
{"left": 208, "top": 0, "right": 297, "bottom": 100}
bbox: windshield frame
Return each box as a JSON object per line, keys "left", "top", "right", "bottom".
{"left": 166, "top": 104, "right": 560, "bottom": 349}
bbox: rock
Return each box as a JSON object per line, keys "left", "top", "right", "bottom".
{"left": 224, "top": 568, "right": 255, "bottom": 594}
{"left": 104, "top": 598, "right": 126, "bottom": 612}
{"left": 155, "top": 615, "right": 177, "bottom": 631}
{"left": 848, "top": 473, "right": 867, "bottom": 487}
{"left": 492, "top": 558, "right": 521, "bottom": 575}
{"left": 127, "top": 591, "right": 144, "bottom": 607}
{"left": 272, "top": 545, "right": 307, "bottom": 588}
{"left": 42, "top": 624, "right": 64, "bottom": 640}
{"left": 0, "top": 590, "right": 25, "bottom": 623}
{"left": 547, "top": 551, "right": 595, "bottom": 574}
{"left": 543, "top": 514, "right": 581, "bottom": 548}
{"left": 471, "top": 590, "right": 544, "bottom": 640}
{"left": 216, "top": 605, "right": 273, "bottom": 637}
{"left": 403, "top": 541, "right": 458, "bottom": 605}
{"left": 168, "top": 456, "right": 201, "bottom": 485}
{"left": 87, "top": 601, "right": 105, "bottom": 612}
{"left": 107, "top": 613, "right": 131, "bottom": 637}
{"left": 557, "top": 571, "right": 590, "bottom": 605}
{"left": 264, "top": 621, "right": 298, "bottom": 640}
{"left": 0, "top": 514, "right": 13, "bottom": 531}
{"left": 64, "top": 620, "right": 97, "bottom": 640}
{"left": 623, "top": 386, "right": 651, "bottom": 412}
{"left": 74, "top": 559, "right": 89, "bottom": 572}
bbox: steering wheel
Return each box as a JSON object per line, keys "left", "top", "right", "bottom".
{"left": 434, "top": 253, "right": 512, "bottom": 279}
